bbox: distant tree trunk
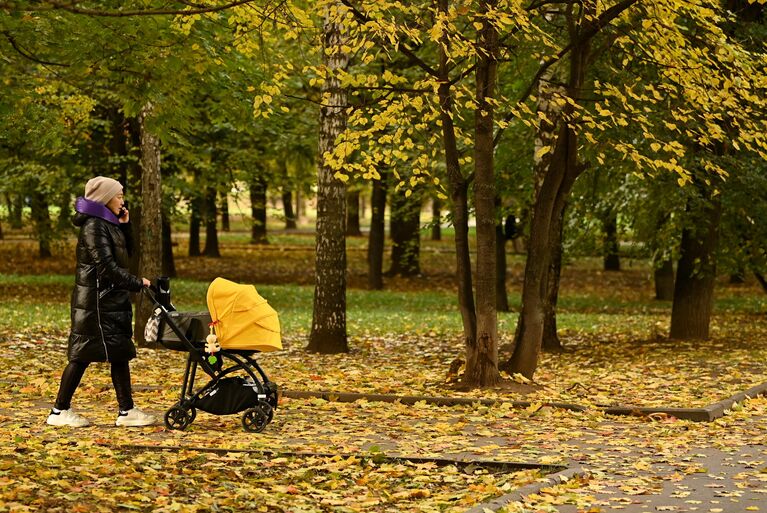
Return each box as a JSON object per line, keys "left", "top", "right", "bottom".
{"left": 136, "top": 104, "right": 162, "bottom": 346}
{"left": 127, "top": 116, "right": 142, "bottom": 276}
{"left": 202, "top": 186, "right": 220, "bottom": 257}
{"left": 162, "top": 209, "right": 176, "bottom": 278}
{"left": 30, "top": 191, "right": 51, "bottom": 258}
{"left": 388, "top": 192, "right": 421, "bottom": 276}
{"left": 250, "top": 176, "right": 268, "bottom": 245}
{"left": 654, "top": 256, "right": 674, "bottom": 300}
{"left": 188, "top": 193, "right": 202, "bottom": 257}
{"left": 669, "top": 197, "right": 722, "bottom": 339}
{"left": 56, "top": 192, "right": 71, "bottom": 230}
{"left": 431, "top": 198, "right": 441, "bottom": 241}
{"left": 729, "top": 270, "right": 745, "bottom": 284}
{"left": 6, "top": 194, "right": 23, "bottom": 229}
{"left": 367, "top": 172, "right": 387, "bottom": 290}
{"left": 282, "top": 190, "right": 297, "bottom": 229}
{"left": 308, "top": 2, "right": 348, "bottom": 354}
{"left": 220, "top": 192, "right": 230, "bottom": 232}
{"left": 346, "top": 189, "right": 362, "bottom": 236}
{"left": 0, "top": 217, "right": 3, "bottom": 239}
{"left": 603, "top": 212, "right": 620, "bottom": 271}
{"left": 496, "top": 222, "right": 509, "bottom": 312}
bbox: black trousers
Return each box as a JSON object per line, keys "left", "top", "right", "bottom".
{"left": 54, "top": 360, "right": 134, "bottom": 411}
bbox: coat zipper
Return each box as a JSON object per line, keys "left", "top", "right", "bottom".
{"left": 96, "top": 276, "right": 110, "bottom": 362}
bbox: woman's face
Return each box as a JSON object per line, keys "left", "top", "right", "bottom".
{"left": 105, "top": 192, "right": 125, "bottom": 216}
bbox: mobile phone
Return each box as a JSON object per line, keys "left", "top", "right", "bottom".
{"left": 118, "top": 201, "right": 128, "bottom": 218}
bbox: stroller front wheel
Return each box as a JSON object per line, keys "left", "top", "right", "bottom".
{"left": 242, "top": 401, "right": 272, "bottom": 433}
{"left": 164, "top": 406, "right": 192, "bottom": 431}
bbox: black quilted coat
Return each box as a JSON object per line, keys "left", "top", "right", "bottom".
{"left": 68, "top": 213, "right": 144, "bottom": 362}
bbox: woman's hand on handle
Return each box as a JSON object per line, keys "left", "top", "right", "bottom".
{"left": 142, "top": 278, "right": 151, "bottom": 287}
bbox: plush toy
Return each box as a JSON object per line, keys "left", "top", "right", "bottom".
{"left": 205, "top": 323, "right": 221, "bottom": 365}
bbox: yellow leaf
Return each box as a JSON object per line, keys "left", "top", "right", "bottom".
{"left": 534, "top": 145, "right": 551, "bottom": 159}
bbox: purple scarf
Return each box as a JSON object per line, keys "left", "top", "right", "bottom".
{"left": 75, "top": 197, "right": 120, "bottom": 225}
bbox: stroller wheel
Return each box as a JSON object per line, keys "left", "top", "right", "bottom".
{"left": 242, "top": 401, "right": 272, "bottom": 433}
{"left": 164, "top": 406, "right": 192, "bottom": 431}
{"left": 187, "top": 407, "right": 197, "bottom": 424}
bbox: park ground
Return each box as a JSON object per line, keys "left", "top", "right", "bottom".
{"left": 1, "top": 225, "right": 767, "bottom": 512}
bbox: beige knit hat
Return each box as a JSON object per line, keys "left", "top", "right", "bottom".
{"left": 84, "top": 176, "right": 123, "bottom": 205}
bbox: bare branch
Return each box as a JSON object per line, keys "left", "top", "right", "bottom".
{"left": 2, "top": 30, "right": 70, "bottom": 66}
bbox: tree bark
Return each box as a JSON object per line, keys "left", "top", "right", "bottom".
{"left": 308, "top": 1, "right": 348, "bottom": 353}
{"left": 250, "top": 176, "right": 268, "bottom": 244}
{"left": 136, "top": 104, "right": 162, "bottom": 346}
{"left": 542, "top": 210, "right": 564, "bottom": 351}
{"left": 669, "top": 196, "right": 722, "bottom": 339}
{"left": 202, "top": 186, "right": 220, "bottom": 257}
{"left": 188, "top": 193, "right": 202, "bottom": 257}
{"left": 436, "top": 0, "right": 476, "bottom": 361}
{"left": 127, "top": 116, "right": 142, "bottom": 276}
{"left": 367, "top": 172, "right": 387, "bottom": 290}
{"left": 162, "top": 208, "right": 176, "bottom": 278}
{"left": 6, "top": 194, "right": 23, "bottom": 229}
{"left": 504, "top": 31, "right": 591, "bottom": 378}
{"left": 346, "top": 189, "right": 362, "bottom": 236}
{"left": 496, "top": 222, "right": 509, "bottom": 312}
{"left": 654, "top": 256, "right": 674, "bottom": 300}
{"left": 388, "top": 192, "right": 421, "bottom": 276}
{"left": 603, "top": 211, "right": 620, "bottom": 271}
{"left": 282, "top": 190, "right": 297, "bottom": 229}
{"left": 221, "top": 192, "right": 230, "bottom": 232}
{"left": 30, "top": 191, "right": 51, "bottom": 258}
{"left": 431, "top": 197, "right": 441, "bottom": 241}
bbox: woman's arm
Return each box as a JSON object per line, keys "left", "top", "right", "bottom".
{"left": 82, "top": 220, "right": 144, "bottom": 292}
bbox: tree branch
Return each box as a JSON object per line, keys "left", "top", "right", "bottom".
{"left": 2, "top": 0, "right": 260, "bottom": 17}
{"left": 2, "top": 30, "right": 70, "bottom": 66}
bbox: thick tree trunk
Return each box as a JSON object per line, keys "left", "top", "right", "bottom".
{"left": 496, "top": 223, "right": 509, "bottom": 312}
{"left": 367, "top": 172, "right": 387, "bottom": 290}
{"left": 30, "top": 191, "right": 51, "bottom": 258}
{"left": 308, "top": 2, "right": 348, "bottom": 353}
{"left": 388, "top": 193, "right": 421, "bottom": 277}
{"left": 188, "top": 193, "right": 202, "bottom": 257}
{"left": 603, "top": 212, "right": 620, "bottom": 271}
{"left": 136, "top": 104, "right": 162, "bottom": 346}
{"left": 127, "top": 116, "right": 142, "bottom": 276}
{"left": 221, "top": 193, "right": 230, "bottom": 232}
{"left": 162, "top": 209, "right": 176, "bottom": 278}
{"left": 654, "top": 256, "right": 674, "bottom": 300}
{"left": 346, "top": 189, "right": 362, "bottom": 236}
{"left": 202, "top": 186, "right": 220, "bottom": 257}
{"left": 431, "top": 198, "right": 441, "bottom": 241}
{"left": 250, "top": 176, "right": 268, "bottom": 244}
{"left": 505, "top": 34, "right": 591, "bottom": 378}
{"left": 437, "top": 0, "right": 476, "bottom": 360}
{"left": 542, "top": 211, "right": 564, "bottom": 351}
{"left": 282, "top": 190, "right": 297, "bottom": 229}
{"left": 669, "top": 197, "right": 722, "bottom": 339}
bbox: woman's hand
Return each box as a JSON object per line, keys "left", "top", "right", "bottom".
{"left": 142, "top": 278, "right": 151, "bottom": 287}
{"left": 118, "top": 207, "right": 130, "bottom": 223}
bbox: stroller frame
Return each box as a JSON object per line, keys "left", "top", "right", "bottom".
{"left": 143, "top": 287, "right": 279, "bottom": 432}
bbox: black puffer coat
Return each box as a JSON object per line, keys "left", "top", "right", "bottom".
{"left": 68, "top": 213, "right": 144, "bottom": 362}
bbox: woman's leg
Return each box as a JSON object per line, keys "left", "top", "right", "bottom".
{"left": 54, "top": 361, "right": 90, "bottom": 410}
{"left": 111, "top": 361, "right": 134, "bottom": 412}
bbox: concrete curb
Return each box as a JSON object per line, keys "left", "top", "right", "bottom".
{"left": 464, "top": 466, "right": 589, "bottom": 513}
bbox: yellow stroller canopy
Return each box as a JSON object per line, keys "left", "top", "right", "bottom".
{"left": 206, "top": 278, "right": 282, "bottom": 352}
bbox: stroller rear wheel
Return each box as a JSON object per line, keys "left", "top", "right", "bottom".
{"left": 164, "top": 406, "right": 192, "bottom": 431}
{"left": 242, "top": 401, "right": 273, "bottom": 433}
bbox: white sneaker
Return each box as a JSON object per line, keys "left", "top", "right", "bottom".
{"left": 116, "top": 407, "right": 157, "bottom": 427}
{"left": 46, "top": 409, "right": 90, "bottom": 427}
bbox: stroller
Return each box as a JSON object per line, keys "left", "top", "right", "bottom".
{"left": 143, "top": 277, "right": 281, "bottom": 432}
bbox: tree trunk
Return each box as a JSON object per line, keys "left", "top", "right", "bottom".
{"left": 346, "top": 189, "right": 362, "bottom": 236}
{"left": 162, "top": 208, "right": 176, "bottom": 278}
{"left": 669, "top": 197, "right": 722, "bottom": 339}
{"left": 308, "top": 2, "right": 348, "bottom": 354}
{"left": 30, "top": 191, "right": 51, "bottom": 258}
{"left": 542, "top": 210, "right": 564, "bottom": 351}
{"left": 603, "top": 212, "right": 620, "bottom": 271}
{"left": 188, "top": 193, "right": 202, "bottom": 257}
{"left": 436, "top": 0, "right": 476, "bottom": 361}
{"left": 136, "top": 104, "right": 162, "bottom": 346}
{"left": 504, "top": 33, "right": 591, "bottom": 378}
{"left": 202, "top": 186, "right": 220, "bottom": 257}
{"left": 250, "top": 176, "right": 268, "bottom": 244}
{"left": 282, "top": 190, "right": 297, "bottom": 229}
{"left": 127, "top": 116, "right": 142, "bottom": 276}
{"left": 388, "top": 192, "right": 421, "bottom": 276}
{"left": 221, "top": 192, "right": 230, "bottom": 232}
{"left": 654, "top": 256, "right": 674, "bottom": 300}
{"left": 6, "top": 194, "right": 23, "bottom": 229}
{"left": 496, "top": 223, "right": 509, "bottom": 312}
{"left": 367, "top": 172, "right": 387, "bottom": 290}
{"left": 431, "top": 197, "right": 441, "bottom": 241}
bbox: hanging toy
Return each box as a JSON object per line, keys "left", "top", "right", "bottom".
{"left": 205, "top": 321, "right": 221, "bottom": 365}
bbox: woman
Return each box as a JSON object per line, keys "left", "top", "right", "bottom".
{"left": 47, "top": 176, "right": 156, "bottom": 427}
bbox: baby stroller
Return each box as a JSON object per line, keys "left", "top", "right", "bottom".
{"left": 143, "top": 277, "right": 281, "bottom": 432}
